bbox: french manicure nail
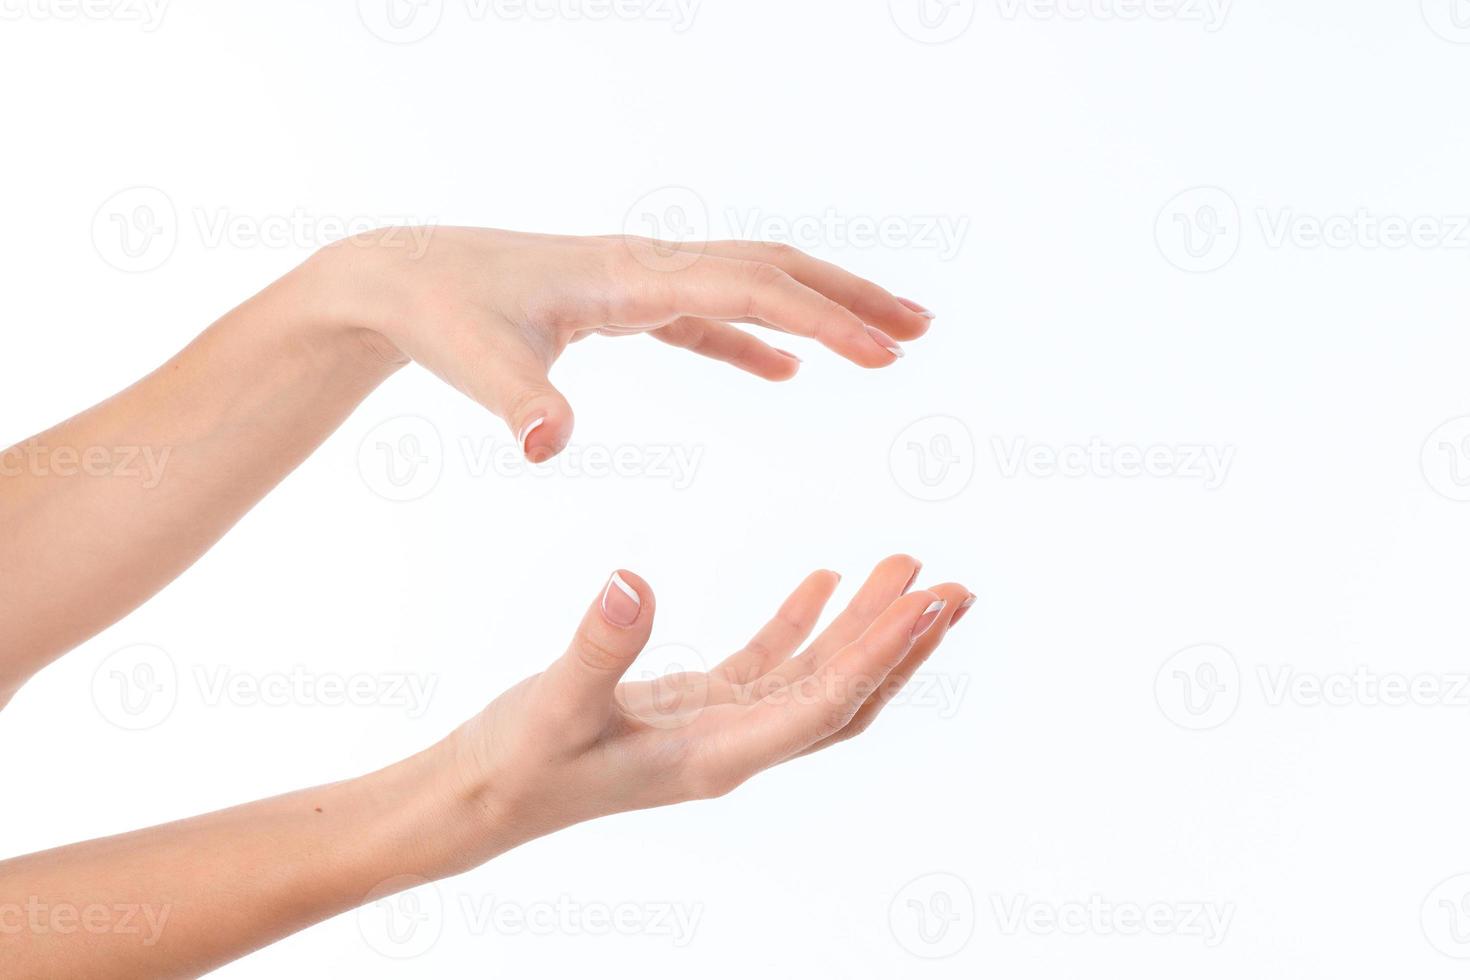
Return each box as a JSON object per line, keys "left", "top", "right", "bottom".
{"left": 899, "top": 297, "right": 936, "bottom": 319}
{"left": 903, "top": 563, "right": 923, "bottom": 594}
{"left": 911, "top": 599, "right": 946, "bottom": 640}
{"left": 601, "top": 572, "right": 641, "bottom": 628}
{"left": 517, "top": 417, "right": 546, "bottom": 458}
{"left": 951, "top": 594, "right": 976, "bottom": 625}
{"left": 865, "top": 324, "right": 904, "bottom": 358}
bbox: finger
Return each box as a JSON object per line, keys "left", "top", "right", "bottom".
{"left": 715, "top": 570, "right": 842, "bottom": 685}
{"left": 691, "top": 241, "right": 935, "bottom": 341}
{"left": 459, "top": 340, "right": 575, "bottom": 463}
{"left": 796, "top": 584, "right": 972, "bottom": 757}
{"left": 615, "top": 251, "right": 903, "bottom": 368}
{"left": 746, "top": 554, "right": 921, "bottom": 696}
{"left": 651, "top": 317, "right": 802, "bottom": 381}
{"left": 541, "top": 570, "right": 655, "bottom": 733}
{"left": 711, "top": 590, "right": 948, "bottom": 776}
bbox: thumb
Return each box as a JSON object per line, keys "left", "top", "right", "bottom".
{"left": 542, "top": 570, "right": 655, "bottom": 727}
{"left": 475, "top": 349, "right": 575, "bottom": 463}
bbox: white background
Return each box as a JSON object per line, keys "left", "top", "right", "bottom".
{"left": 4, "top": 0, "right": 1470, "bottom": 976}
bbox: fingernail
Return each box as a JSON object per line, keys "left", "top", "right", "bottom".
{"left": 601, "top": 572, "right": 641, "bottom": 628}
{"left": 951, "top": 594, "right": 976, "bottom": 625}
{"left": 865, "top": 324, "right": 904, "bottom": 358}
{"left": 899, "top": 297, "right": 936, "bottom": 320}
{"left": 911, "top": 599, "right": 946, "bottom": 640}
{"left": 903, "top": 563, "right": 923, "bottom": 594}
{"left": 518, "top": 417, "right": 546, "bottom": 459}
{"left": 774, "top": 348, "right": 802, "bottom": 363}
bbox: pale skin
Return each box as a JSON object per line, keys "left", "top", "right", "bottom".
{"left": 0, "top": 229, "right": 972, "bottom": 977}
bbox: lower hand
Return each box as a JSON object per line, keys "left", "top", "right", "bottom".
{"left": 439, "top": 555, "right": 972, "bottom": 860}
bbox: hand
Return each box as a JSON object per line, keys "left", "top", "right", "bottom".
{"left": 440, "top": 556, "right": 973, "bottom": 857}
{"left": 309, "top": 229, "right": 936, "bottom": 461}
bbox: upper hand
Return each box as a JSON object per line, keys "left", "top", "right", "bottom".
{"left": 313, "top": 229, "right": 936, "bottom": 461}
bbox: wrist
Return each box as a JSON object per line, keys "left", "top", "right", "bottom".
{"left": 293, "top": 233, "right": 415, "bottom": 375}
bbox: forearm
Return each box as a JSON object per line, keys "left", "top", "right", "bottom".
{"left": 0, "top": 743, "right": 492, "bottom": 979}
{"left": 0, "top": 255, "right": 401, "bottom": 700}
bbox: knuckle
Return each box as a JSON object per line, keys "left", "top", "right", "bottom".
{"left": 575, "top": 632, "right": 628, "bottom": 674}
